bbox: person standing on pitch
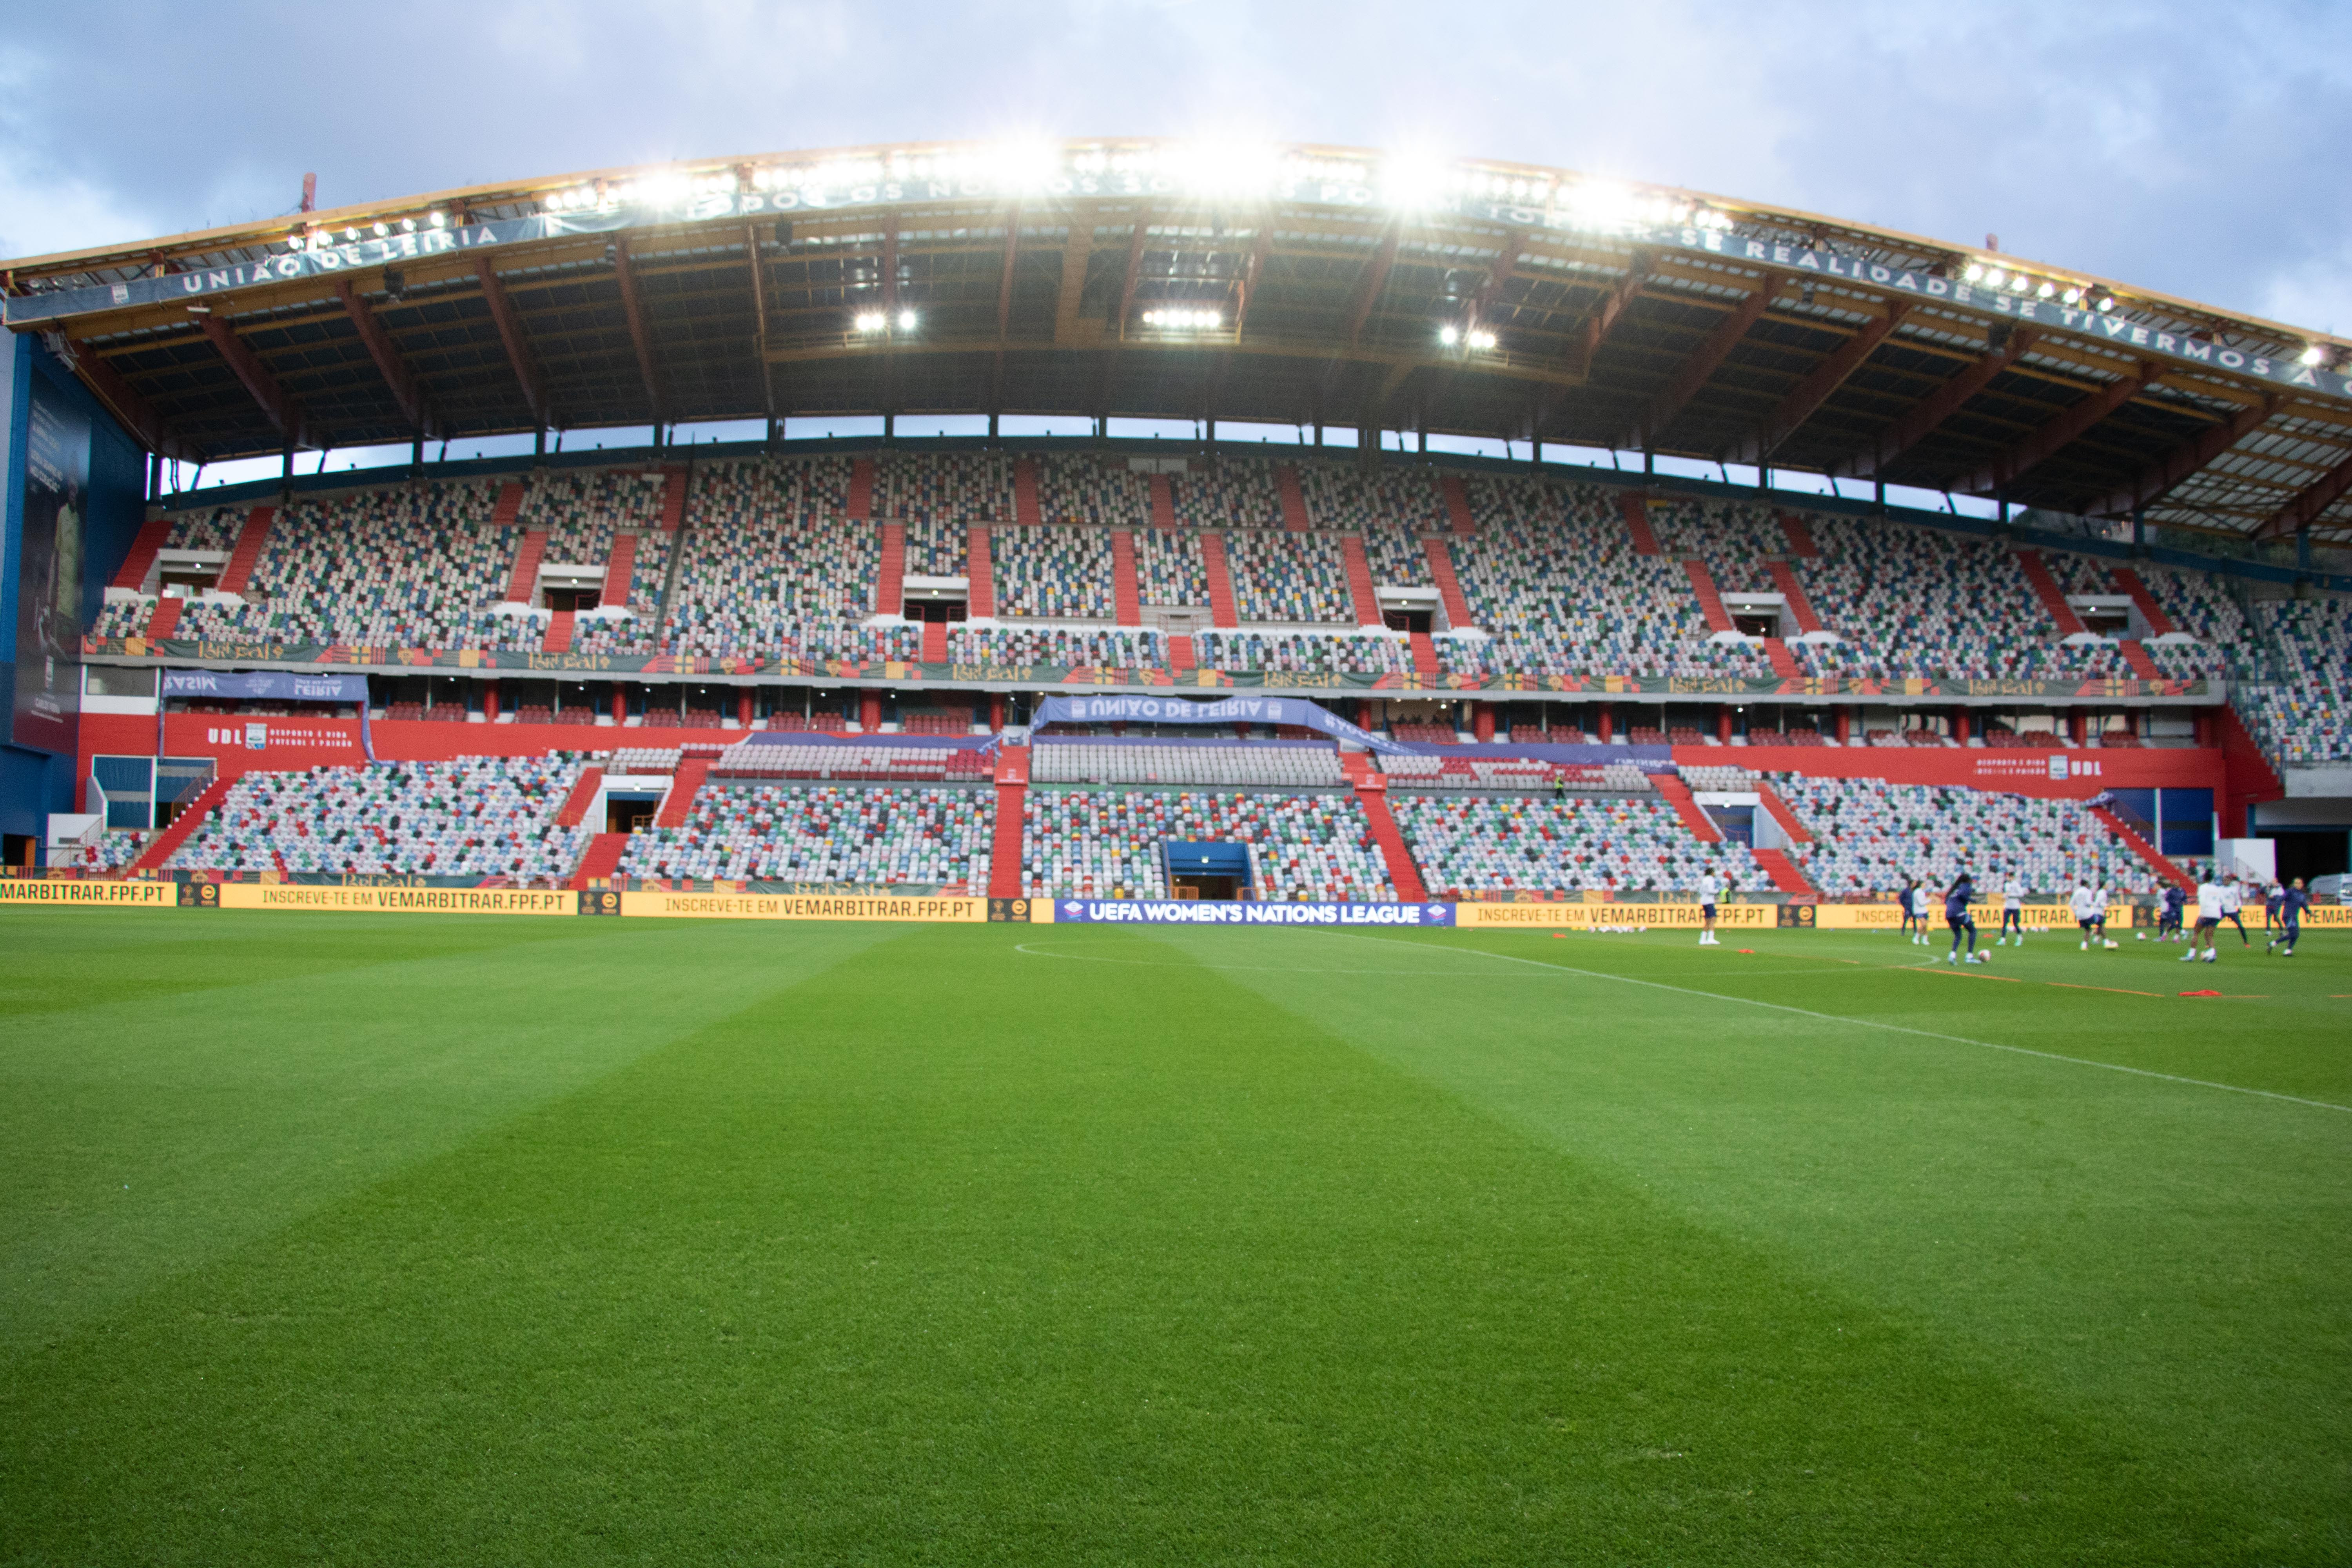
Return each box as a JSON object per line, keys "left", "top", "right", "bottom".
{"left": 1998, "top": 869, "right": 2025, "bottom": 945}
{"left": 2071, "top": 876, "right": 2103, "bottom": 950}
{"left": 1906, "top": 877, "right": 1931, "bottom": 946}
{"left": 2093, "top": 882, "right": 2116, "bottom": 947}
{"left": 2264, "top": 880, "right": 2284, "bottom": 935}
{"left": 1696, "top": 869, "right": 1721, "bottom": 946}
{"left": 2218, "top": 877, "right": 2250, "bottom": 946}
{"left": 1945, "top": 873, "right": 1985, "bottom": 964}
{"left": 2181, "top": 868, "right": 2224, "bottom": 964}
{"left": 2268, "top": 877, "right": 2309, "bottom": 956}
{"left": 2159, "top": 880, "right": 2186, "bottom": 942}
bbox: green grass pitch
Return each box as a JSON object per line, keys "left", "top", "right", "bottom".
{"left": 2, "top": 907, "right": 2345, "bottom": 1566}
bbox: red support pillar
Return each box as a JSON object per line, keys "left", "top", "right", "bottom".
{"left": 1597, "top": 703, "right": 1614, "bottom": 744}
{"left": 1951, "top": 707, "right": 1970, "bottom": 745}
{"left": 483, "top": 682, "right": 500, "bottom": 723}
{"left": 1472, "top": 703, "right": 1495, "bottom": 743}
{"left": 989, "top": 694, "right": 1006, "bottom": 733}
{"left": 860, "top": 691, "right": 883, "bottom": 733}
{"left": 738, "top": 689, "right": 754, "bottom": 728}
{"left": 1834, "top": 706, "right": 1852, "bottom": 746}
{"left": 612, "top": 687, "right": 628, "bottom": 726}
{"left": 2068, "top": 708, "right": 2086, "bottom": 747}
{"left": 1717, "top": 705, "right": 1734, "bottom": 744}
{"left": 2195, "top": 709, "right": 2216, "bottom": 748}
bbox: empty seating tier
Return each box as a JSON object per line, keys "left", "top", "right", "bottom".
{"left": 1033, "top": 744, "right": 1345, "bottom": 787}
{"left": 169, "top": 755, "right": 589, "bottom": 879}
{"left": 1021, "top": 788, "right": 1395, "bottom": 901}
{"left": 619, "top": 783, "right": 991, "bottom": 884}
{"left": 1769, "top": 774, "right": 2144, "bottom": 896}
{"left": 1394, "top": 793, "right": 1763, "bottom": 897}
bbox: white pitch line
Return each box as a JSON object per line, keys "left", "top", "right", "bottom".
{"left": 1333, "top": 933, "right": 2352, "bottom": 1116}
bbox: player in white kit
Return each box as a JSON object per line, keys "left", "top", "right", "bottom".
{"left": 1997, "top": 871, "right": 2025, "bottom": 945}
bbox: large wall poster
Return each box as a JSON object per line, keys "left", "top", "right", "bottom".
{"left": 15, "top": 374, "right": 88, "bottom": 752}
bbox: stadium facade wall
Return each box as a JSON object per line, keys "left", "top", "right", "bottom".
{"left": 0, "top": 334, "right": 149, "bottom": 856}
{"left": 73, "top": 709, "right": 2241, "bottom": 819}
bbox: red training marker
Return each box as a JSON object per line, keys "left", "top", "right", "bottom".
{"left": 2178, "top": 989, "right": 2221, "bottom": 998}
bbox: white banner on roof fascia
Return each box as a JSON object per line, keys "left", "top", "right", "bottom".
{"left": 18, "top": 180, "right": 2343, "bottom": 405}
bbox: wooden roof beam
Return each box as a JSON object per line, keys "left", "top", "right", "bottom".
{"left": 1232, "top": 227, "right": 1274, "bottom": 336}
{"left": 612, "top": 236, "right": 666, "bottom": 423}
{"left": 332, "top": 280, "right": 426, "bottom": 434}
{"left": 473, "top": 257, "right": 548, "bottom": 427}
{"left": 2259, "top": 447, "right": 2352, "bottom": 539}
{"left": 1463, "top": 232, "right": 1523, "bottom": 334}
{"left": 2084, "top": 396, "right": 2277, "bottom": 517}
{"left": 1731, "top": 303, "right": 1909, "bottom": 466}
{"left": 194, "top": 312, "right": 301, "bottom": 443}
{"left": 746, "top": 223, "right": 775, "bottom": 419}
{"left": 1343, "top": 216, "right": 1405, "bottom": 342}
{"left": 1567, "top": 253, "right": 1650, "bottom": 379}
{"left": 58, "top": 338, "right": 176, "bottom": 456}
{"left": 1836, "top": 328, "right": 2035, "bottom": 481}
{"left": 1052, "top": 223, "right": 1092, "bottom": 345}
{"left": 1955, "top": 359, "right": 2154, "bottom": 496}
{"left": 995, "top": 203, "right": 1020, "bottom": 341}
{"left": 1114, "top": 214, "right": 1149, "bottom": 338}
{"left": 1622, "top": 272, "right": 1780, "bottom": 450}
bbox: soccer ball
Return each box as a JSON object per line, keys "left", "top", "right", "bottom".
{"left": 2136, "top": 932, "right": 2147, "bottom": 941}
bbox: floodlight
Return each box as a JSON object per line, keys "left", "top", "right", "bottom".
{"left": 2095, "top": 296, "right": 2115, "bottom": 312}
{"left": 897, "top": 309, "right": 918, "bottom": 330}
{"left": 1467, "top": 329, "right": 1498, "bottom": 350}
{"left": 2036, "top": 281, "right": 2055, "bottom": 298}
{"left": 2061, "top": 287, "right": 2082, "bottom": 305}
{"left": 1564, "top": 180, "right": 1641, "bottom": 229}
{"left": 854, "top": 311, "right": 887, "bottom": 332}
{"left": 428, "top": 211, "right": 447, "bottom": 227}
{"left": 985, "top": 140, "right": 1062, "bottom": 190}
{"left": 1381, "top": 153, "right": 1453, "bottom": 210}
{"left": 372, "top": 222, "right": 388, "bottom": 238}
{"left": 2300, "top": 344, "right": 2327, "bottom": 366}
{"left": 1963, "top": 264, "right": 1985, "bottom": 282}
{"left": 1439, "top": 325, "right": 1460, "bottom": 346}
{"left": 1983, "top": 268, "right": 2006, "bottom": 289}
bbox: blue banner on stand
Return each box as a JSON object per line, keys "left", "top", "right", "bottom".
{"left": 1029, "top": 693, "right": 1409, "bottom": 755}
{"left": 1050, "top": 898, "right": 1453, "bottom": 927}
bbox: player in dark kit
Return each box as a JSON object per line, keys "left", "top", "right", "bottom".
{"left": 1944, "top": 874, "right": 1985, "bottom": 965}
{"left": 2267, "top": 878, "right": 2310, "bottom": 956}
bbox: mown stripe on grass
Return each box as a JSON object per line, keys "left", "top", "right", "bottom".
{"left": 1352, "top": 934, "right": 2352, "bottom": 1114}
{"left": 0, "top": 911, "right": 904, "bottom": 1351}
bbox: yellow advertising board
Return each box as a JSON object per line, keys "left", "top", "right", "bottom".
{"left": 0, "top": 878, "right": 176, "bottom": 907}
{"left": 1453, "top": 900, "right": 1776, "bottom": 930}
{"left": 622, "top": 889, "right": 989, "bottom": 922}
{"left": 213, "top": 883, "right": 577, "bottom": 915}
{"left": 1811, "top": 902, "right": 2136, "bottom": 930}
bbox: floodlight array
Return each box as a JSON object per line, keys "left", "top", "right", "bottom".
{"left": 1141, "top": 308, "right": 1223, "bottom": 330}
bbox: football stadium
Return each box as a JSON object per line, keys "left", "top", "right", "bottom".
{"left": 2, "top": 138, "right": 2348, "bottom": 1562}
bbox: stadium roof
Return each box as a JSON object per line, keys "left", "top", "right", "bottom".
{"left": 7, "top": 139, "right": 2350, "bottom": 543}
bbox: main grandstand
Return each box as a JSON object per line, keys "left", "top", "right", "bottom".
{"left": 6, "top": 139, "right": 2345, "bottom": 898}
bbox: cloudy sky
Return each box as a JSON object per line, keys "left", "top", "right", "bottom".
{"left": 4, "top": 0, "right": 2343, "bottom": 334}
